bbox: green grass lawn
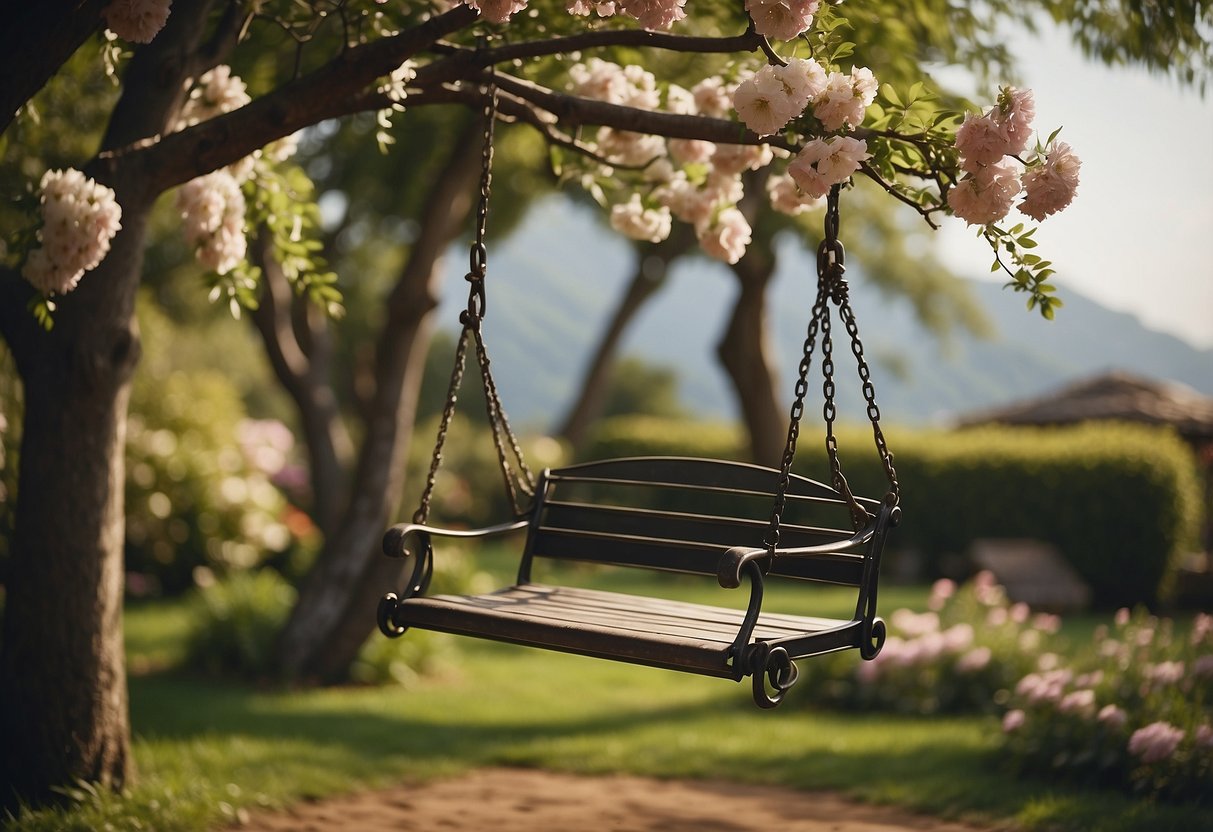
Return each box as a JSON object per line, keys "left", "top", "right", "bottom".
{"left": 11, "top": 564, "right": 1213, "bottom": 832}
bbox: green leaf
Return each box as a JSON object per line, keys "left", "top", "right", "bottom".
{"left": 881, "top": 83, "right": 902, "bottom": 107}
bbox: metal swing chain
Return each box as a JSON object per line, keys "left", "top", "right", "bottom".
{"left": 765, "top": 185, "right": 899, "bottom": 556}
{"left": 413, "top": 67, "right": 535, "bottom": 525}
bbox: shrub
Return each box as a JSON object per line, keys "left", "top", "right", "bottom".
{"left": 183, "top": 570, "right": 297, "bottom": 679}
{"left": 999, "top": 608, "right": 1213, "bottom": 803}
{"left": 798, "top": 572, "right": 1061, "bottom": 715}
{"left": 582, "top": 417, "right": 1203, "bottom": 607}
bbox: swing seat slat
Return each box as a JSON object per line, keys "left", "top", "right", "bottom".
{"left": 379, "top": 456, "right": 898, "bottom": 708}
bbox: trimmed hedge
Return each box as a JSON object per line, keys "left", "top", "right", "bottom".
{"left": 582, "top": 417, "right": 1202, "bottom": 608}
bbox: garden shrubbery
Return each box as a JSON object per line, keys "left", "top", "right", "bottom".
{"left": 799, "top": 573, "right": 1062, "bottom": 715}
{"left": 1000, "top": 608, "right": 1213, "bottom": 803}
{"left": 583, "top": 417, "right": 1203, "bottom": 607}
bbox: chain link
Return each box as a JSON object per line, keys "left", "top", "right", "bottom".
{"left": 414, "top": 63, "right": 536, "bottom": 524}
{"left": 765, "top": 184, "right": 900, "bottom": 556}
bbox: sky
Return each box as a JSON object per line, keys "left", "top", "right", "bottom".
{"left": 935, "top": 19, "right": 1213, "bottom": 350}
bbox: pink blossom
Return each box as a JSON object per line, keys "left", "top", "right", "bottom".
{"left": 954, "top": 87, "right": 1036, "bottom": 170}
{"left": 946, "top": 159, "right": 1021, "bottom": 226}
{"left": 1098, "top": 704, "right": 1127, "bottom": 730}
{"left": 468, "top": 0, "right": 528, "bottom": 23}
{"left": 1002, "top": 709, "right": 1026, "bottom": 733}
{"left": 566, "top": 0, "right": 616, "bottom": 15}
{"left": 692, "top": 77, "right": 735, "bottom": 118}
{"left": 1115, "top": 608, "right": 1132, "bottom": 627}
{"left": 787, "top": 136, "right": 870, "bottom": 198}
{"left": 811, "top": 69, "right": 875, "bottom": 131}
{"left": 617, "top": 0, "right": 686, "bottom": 29}
{"left": 1019, "top": 141, "right": 1081, "bottom": 221}
{"left": 745, "top": 0, "right": 820, "bottom": 41}
{"left": 610, "top": 194, "right": 672, "bottom": 243}
{"left": 1010, "top": 602, "right": 1030, "bottom": 624}
{"left": 957, "top": 646, "right": 992, "bottom": 673}
{"left": 1144, "top": 660, "right": 1185, "bottom": 687}
{"left": 22, "top": 169, "right": 122, "bottom": 296}
{"left": 1058, "top": 689, "right": 1096, "bottom": 716}
{"left": 1193, "top": 613, "right": 1213, "bottom": 645}
{"left": 1128, "top": 721, "right": 1184, "bottom": 764}
{"left": 1192, "top": 654, "right": 1213, "bottom": 678}
{"left": 710, "top": 143, "right": 773, "bottom": 176}
{"left": 569, "top": 58, "right": 629, "bottom": 103}
{"left": 734, "top": 67, "right": 801, "bottom": 137}
{"left": 697, "top": 207, "right": 752, "bottom": 264}
{"left": 103, "top": 0, "right": 171, "bottom": 43}
{"left": 998, "top": 87, "right": 1036, "bottom": 157}
{"left": 597, "top": 128, "right": 667, "bottom": 167}
{"left": 1196, "top": 724, "right": 1213, "bottom": 749}
{"left": 766, "top": 173, "right": 821, "bottom": 216}
{"left": 1033, "top": 613, "right": 1062, "bottom": 634}
{"left": 178, "top": 65, "right": 251, "bottom": 130}
{"left": 668, "top": 138, "right": 716, "bottom": 166}
{"left": 177, "top": 170, "right": 247, "bottom": 275}
{"left": 654, "top": 177, "right": 714, "bottom": 227}
{"left": 891, "top": 609, "right": 940, "bottom": 638}
{"left": 986, "top": 607, "right": 1008, "bottom": 627}
{"left": 775, "top": 58, "right": 827, "bottom": 113}
{"left": 928, "top": 578, "right": 956, "bottom": 611}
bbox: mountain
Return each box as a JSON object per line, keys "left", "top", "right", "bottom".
{"left": 436, "top": 196, "right": 1213, "bottom": 431}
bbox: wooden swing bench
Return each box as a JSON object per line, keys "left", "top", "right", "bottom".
{"left": 377, "top": 456, "right": 899, "bottom": 708}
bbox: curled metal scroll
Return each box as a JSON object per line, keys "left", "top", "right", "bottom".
{"left": 376, "top": 532, "right": 434, "bottom": 638}
{"left": 860, "top": 616, "right": 887, "bottom": 661}
{"left": 749, "top": 643, "right": 800, "bottom": 709}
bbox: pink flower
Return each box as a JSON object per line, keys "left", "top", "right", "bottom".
{"left": 946, "top": 159, "right": 1021, "bottom": 226}
{"left": 1192, "top": 613, "right": 1213, "bottom": 645}
{"left": 734, "top": 67, "right": 801, "bottom": 137}
{"left": 1192, "top": 654, "right": 1213, "bottom": 678}
{"left": 610, "top": 194, "right": 672, "bottom": 243}
{"left": 710, "top": 143, "right": 773, "bottom": 176}
{"left": 1196, "top": 724, "right": 1213, "bottom": 749}
{"left": 22, "top": 169, "right": 122, "bottom": 296}
{"left": 1058, "top": 689, "right": 1096, "bottom": 716}
{"left": 998, "top": 87, "right": 1036, "bottom": 157}
{"left": 776, "top": 58, "right": 827, "bottom": 113}
{"left": 954, "top": 87, "right": 1036, "bottom": 171}
{"left": 928, "top": 578, "right": 956, "bottom": 610}
{"left": 787, "top": 136, "right": 870, "bottom": 198}
{"left": 745, "top": 0, "right": 820, "bottom": 41}
{"left": 1033, "top": 613, "right": 1062, "bottom": 634}
{"left": 468, "top": 0, "right": 528, "bottom": 23}
{"left": 618, "top": 0, "right": 686, "bottom": 29}
{"left": 1098, "top": 704, "right": 1127, "bottom": 730}
{"left": 697, "top": 207, "right": 752, "bottom": 264}
{"left": 1019, "top": 141, "right": 1081, "bottom": 221}
{"left": 668, "top": 138, "right": 716, "bottom": 166}
{"left": 566, "top": 0, "right": 616, "bottom": 15}
{"left": 1002, "top": 709, "right": 1026, "bottom": 733}
{"left": 766, "top": 173, "right": 822, "bottom": 216}
{"left": 1128, "top": 721, "right": 1184, "bottom": 764}
{"left": 103, "top": 0, "right": 171, "bottom": 43}
{"left": 692, "top": 77, "right": 735, "bottom": 118}
{"left": 811, "top": 69, "right": 875, "bottom": 131}
{"left": 177, "top": 170, "right": 247, "bottom": 275}
{"left": 957, "top": 646, "right": 992, "bottom": 673}
{"left": 1115, "top": 608, "right": 1132, "bottom": 627}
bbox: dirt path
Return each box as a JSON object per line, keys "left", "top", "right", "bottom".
{"left": 236, "top": 767, "right": 1000, "bottom": 831}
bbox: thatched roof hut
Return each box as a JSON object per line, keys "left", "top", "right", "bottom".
{"left": 958, "top": 370, "right": 1213, "bottom": 443}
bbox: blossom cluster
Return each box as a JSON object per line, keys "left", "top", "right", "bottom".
{"left": 173, "top": 66, "right": 300, "bottom": 277}
{"left": 471, "top": 0, "right": 687, "bottom": 28}
{"left": 573, "top": 59, "right": 768, "bottom": 264}
{"left": 948, "top": 87, "right": 1081, "bottom": 226}
{"left": 22, "top": 169, "right": 123, "bottom": 296}
{"left": 798, "top": 572, "right": 1059, "bottom": 715}
{"left": 1001, "top": 607, "right": 1213, "bottom": 803}
{"left": 102, "top": 0, "right": 172, "bottom": 44}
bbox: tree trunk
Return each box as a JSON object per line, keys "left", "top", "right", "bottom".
{"left": 273, "top": 120, "right": 483, "bottom": 683}
{"left": 0, "top": 1, "right": 217, "bottom": 807}
{"left": 718, "top": 247, "right": 785, "bottom": 468}
{"left": 0, "top": 206, "right": 150, "bottom": 809}
{"left": 556, "top": 227, "right": 693, "bottom": 449}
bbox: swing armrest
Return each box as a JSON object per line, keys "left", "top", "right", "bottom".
{"left": 717, "top": 527, "right": 875, "bottom": 589}
{"left": 383, "top": 519, "right": 531, "bottom": 558}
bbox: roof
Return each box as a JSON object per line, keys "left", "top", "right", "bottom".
{"left": 957, "top": 371, "right": 1213, "bottom": 441}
